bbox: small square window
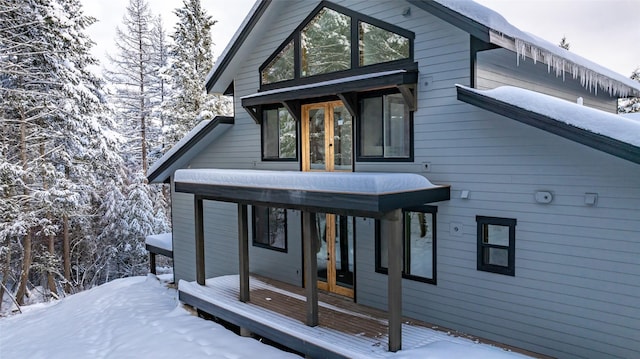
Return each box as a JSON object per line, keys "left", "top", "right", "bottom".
{"left": 252, "top": 206, "right": 287, "bottom": 252}
{"left": 477, "top": 216, "right": 516, "bottom": 276}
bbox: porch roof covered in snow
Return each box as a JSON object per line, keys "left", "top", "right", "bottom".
{"left": 173, "top": 169, "right": 450, "bottom": 219}
{"left": 456, "top": 85, "right": 640, "bottom": 165}
{"left": 173, "top": 168, "right": 450, "bottom": 353}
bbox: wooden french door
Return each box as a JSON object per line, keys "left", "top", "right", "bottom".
{"left": 302, "top": 101, "right": 354, "bottom": 298}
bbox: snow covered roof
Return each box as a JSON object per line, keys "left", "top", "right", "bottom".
{"left": 174, "top": 169, "right": 450, "bottom": 218}
{"left": 206, "top": 0, "right": 640, "bottom": 97}
{"left": 146, "top": 116, "right": 234, "bottom": 184}
{"left": 622, "top": 112, "right": 640, "bottom": 122}
{"left": 456, "top": 85, "right": 640, "bottom": 165}
{"left": 432, "top": 0, "right": 640, "bottom": 97}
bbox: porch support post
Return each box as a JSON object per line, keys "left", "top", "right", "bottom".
{"left": 238, "top": 204, "right": 250, "bottom": 303}
{"left": 383, "top": 209, "right": 403, "bottom": 352}
{"left": 149, "top": 252, "right": 156, "bottom": 275}
{"left": 302, "top": 211, "right": 318, "bottom": 327}
{"left": 194, "top": 196, "right": 205, "bottom": 286}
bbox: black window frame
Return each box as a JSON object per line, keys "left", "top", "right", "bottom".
{"left": 258, "top": 1, "right": 415, "bottom": 91}
{"left": 356, "top": 89, "right": 414, "bottom": 162}
{"left": 252, "top": 206, "right": 288, "bottom": 252}
{"left": 261, "top": 105, "right": 298, "bottom": 162}
{"left": 375, "top": 205, "right": 437, "bottom": 284}
{"left": 476, "top": 216, "right": 516, "bottom": 276}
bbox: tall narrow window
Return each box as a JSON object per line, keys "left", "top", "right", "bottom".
{"left": 253, "top": 206, "right": 287, "bottom": 252}
{"left": 262, "top": 107, "right": 297, "bottom": 160}
{"left": 359, "top": 93, "right": 411, "bottom": 160}
{"left": 477, "top": 216, "right": 516, "bottom": 276}
{"left": 376, "top": 206, "right": 437, "bottom": 284}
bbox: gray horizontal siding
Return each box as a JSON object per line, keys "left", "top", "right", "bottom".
{"left": 248, "top": 209, "right": 303, "bottom": 286}
{"left": 171, "top": 189, "right": 196, "bottom": 282}
{"left": 169, "top": 1, "right": 640, "bottom": 358}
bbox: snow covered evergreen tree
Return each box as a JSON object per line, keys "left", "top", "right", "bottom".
{"left": 618, "top": 67, "right": 639, "bottom": 114}
{"left": 162, "top": 0, "right": 231, "bottom": 146}
{"left": 0, "top": 0, "right": 124, "bottom": 304}
{"left": 104, "top": 0, "right": 157, "bottom": 174}
{"left": 100, "top": 0, "right": 171, "bottom": 283}
{"left": 148, "top": 15, "right": 171, "bottom": 163}
{"left": 558, "top": 36, "right": 570, "bottom": 50}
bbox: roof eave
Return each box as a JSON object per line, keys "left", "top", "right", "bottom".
{"left": 147, "top": 116, "right": 235, "bottom": 184}
{"left": 205, "top": 0, "right": 271, "bottom": 94}
{"left": 456, "top": 86, "right": 640, "bottom": 165}
{"left": 408, "top": 0, "right": 490, "bottom": 42}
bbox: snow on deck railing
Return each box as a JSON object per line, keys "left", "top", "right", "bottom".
{"left": 174, "top": 169, "right": 438, "bottom": 195}
{"left": 145, "top": 232, "right": 172, "bottom": 252}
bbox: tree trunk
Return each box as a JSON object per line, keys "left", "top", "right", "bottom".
{"left": 63, "top": 165, "right": 71, "bottom": 293}
{"left": 0, "top": 245, "right": 11, "bottom": 311}
{"left": 15, "top": 107, "right": 33, "bottom": 306}
{"left": 41, "top": 143, "right": 57, "bottom": 296}
{"left": 139, "top": 24, "right": 147, "bottom": 175}
{"left": 15, "top": 231, "right": 31, "bottom": 306}
{"left": 63, "top": 213, "right": 70, "bottom": 293}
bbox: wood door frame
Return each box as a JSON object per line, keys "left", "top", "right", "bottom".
{"left": 301, "top": 100, "right": 347, "bottom": 172}
{"left": 301, "top": 100, "right": 354, "bottom": 298}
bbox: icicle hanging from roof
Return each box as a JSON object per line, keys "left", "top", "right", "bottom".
{"left": 513, "top": 38, "right": 630, "bottom": 97}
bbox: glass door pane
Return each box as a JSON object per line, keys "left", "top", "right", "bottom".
{"left": 315, "top": 213, "right": 328, "bottom": 283}
{"left": 308, "top": 108, "right": 326, "bottom": 170}
{"left": 335, "top": 216, "right": 354, "bottom": 289}
{"left": 333, "top": 105, "right": 352, "bottom": 171}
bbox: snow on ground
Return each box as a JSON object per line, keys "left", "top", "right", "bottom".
{"left": 0, "top": 275, "right": 297, "bottom": 359}
{"left": 0, "top": 275, "right": 530, "bottom": 359}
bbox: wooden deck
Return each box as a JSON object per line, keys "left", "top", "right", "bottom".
{"left": 179, "top": 275, "right": 545, "bottom": 359}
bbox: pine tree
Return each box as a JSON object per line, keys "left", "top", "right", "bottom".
{"left": 105, "top": 0, "right": 156, "bottom": 174}
{"left": 98, "top": 0, "right": 172, "bottom": 284}
{"left": 148, "top": 15, "right": 171, "bottom": 162}
{"left": 162, "top": 0, "right": 230, "bottom": 146}
{"left": 618, "top": 67, "right": 639, "bottom": 114}
{"left": 0, "top": 0, "right": 124, "bottom": 303}
{"left": 559, "top": 36, "right": 570, "bottom": 50}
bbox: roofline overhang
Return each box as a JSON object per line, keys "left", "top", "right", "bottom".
{"left": 206, "top": 0, "right": 639, "bottom": 99}
{"left": 408, "top": 0, "right": 491, "bottom": 42}
{"left": 456, "top": 86, "right": 640, "bottom": 165}
{"left": 243, "top": 69, "right": 418, "bottom": 107}
{"left": 241, "top": 68, "right": 418, "bottom": 123}
{"left": 147, "top": 116, "right": 235, "bottom": 184}
{"left": 205, "top": 0, "right": 271, "bottom": 94}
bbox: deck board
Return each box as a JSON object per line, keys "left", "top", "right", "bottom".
{"left": 179, "top": 275, "right": 546, "bottom": 358}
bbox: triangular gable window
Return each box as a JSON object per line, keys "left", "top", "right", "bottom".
{"left": 261, "top": 41, "right": 295, "bottom": 84}
{"left": 260, "top": 1, "right": 414, "bottom": 89}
